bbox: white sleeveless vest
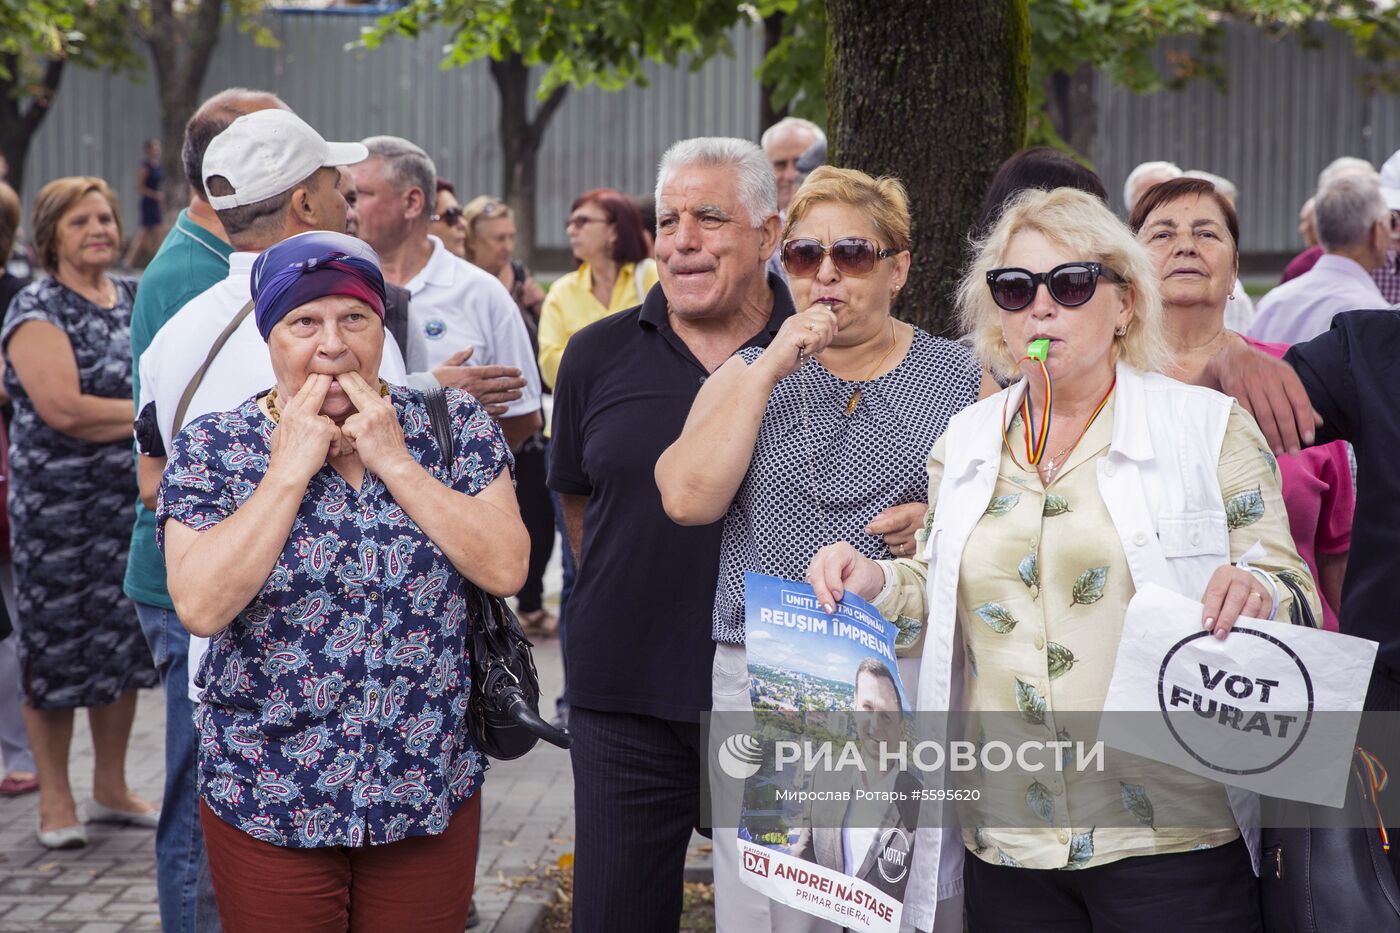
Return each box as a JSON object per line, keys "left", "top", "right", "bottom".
{"left": 903, "top": 363, "right": 1260, "bottom": 932}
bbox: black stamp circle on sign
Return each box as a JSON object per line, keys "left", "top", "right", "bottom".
{"left": 1156, "top": 626, "right": 1315, "bottom": 776}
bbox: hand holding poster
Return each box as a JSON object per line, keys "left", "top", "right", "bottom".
{"left": 736, "top": 572, "right": 913, "bottom": 933}
{"left": 1100, "top": 583, "right": 1377, "bottom": 806}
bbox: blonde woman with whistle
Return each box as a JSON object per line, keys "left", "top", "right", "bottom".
{"left": 158, "top": 232, "right": 527, "bottom": 932}
{"left": 805, "top": 188, "right": 1321, "bottom": 933}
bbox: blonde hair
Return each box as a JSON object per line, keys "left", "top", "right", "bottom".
{"left": 31, "top": 176, "right": 123, "bottom": 273}
{"left": 782, "top": 166, "right": 911, "bottom": 252}
{"left": 460, "top": 195, "right": 512, "bottom": 265}
{"left": 958, "top": 187, "right": 1170, "bottom": 380}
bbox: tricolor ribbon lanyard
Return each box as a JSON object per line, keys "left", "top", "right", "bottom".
{"left": 1020, "top": 341, "right": 1054, "bottom": 466}
{"left": 1002, "top": 338, "right": 1055, "bottom": 466}
{"left": 1003, "top": 338, "right": 1115, "bottom": 475}
{"left": 1358, "top": 746, "right": 1390, "bottom": 852}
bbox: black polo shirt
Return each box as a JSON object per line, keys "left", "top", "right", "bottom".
{"left": 1285, "top": 309, "right": 1400, "bottom": 673}
{"left": 548, "top": 274, "right": 794, "bottom": 722}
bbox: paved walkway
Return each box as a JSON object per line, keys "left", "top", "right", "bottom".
{"left": 0, "top": 638, "right": 576, "bottom": 933}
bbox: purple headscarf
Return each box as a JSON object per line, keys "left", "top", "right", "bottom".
{"left": 250, "top": 231, "right": 387, "bottom": 341}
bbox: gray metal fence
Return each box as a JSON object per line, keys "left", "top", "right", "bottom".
{"left": 18, "top": 11, "right": 1400, "bottom": 260}
{"left": 19, "top": 9, "right": 764, "bottom": 256}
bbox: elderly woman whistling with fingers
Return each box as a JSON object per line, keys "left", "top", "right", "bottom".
{"left": 157, "top": 231, "right": 528, "bottom": 933}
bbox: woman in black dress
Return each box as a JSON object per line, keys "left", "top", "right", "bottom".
{"left": 3, "top": 176, "right": 158, "bottom": 848}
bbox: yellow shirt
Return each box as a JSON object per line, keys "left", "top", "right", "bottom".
{"left": 875, "top": 399, "right": 1321, "bottom": 871}
{"left": 537, "top": 259, "right": 659, "bottom": 390}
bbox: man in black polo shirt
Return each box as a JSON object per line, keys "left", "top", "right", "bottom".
{"left": 548, "top": 137, "right": 791, "bottom": 931}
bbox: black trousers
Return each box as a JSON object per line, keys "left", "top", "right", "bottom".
{"left": 569, "top": 706, "right": 703, "bottom": 933}
{"left": 513, "top": 437, "right": 555, "bottom": 614}
{"left": 964, "top": 838, "right": 1261, "bottom": 933}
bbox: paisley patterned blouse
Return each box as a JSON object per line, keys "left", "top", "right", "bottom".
{"left": 157, "top": 385, "right": 510, "bottom": 848}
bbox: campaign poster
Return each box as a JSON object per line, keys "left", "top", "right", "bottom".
{"left": 734, "top": 572, "right": 914, "bottom": 933}
{"left": 1100, "top": 583, "right": 1377, "bottom": 807}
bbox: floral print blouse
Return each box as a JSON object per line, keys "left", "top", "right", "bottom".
{"left": 158, "top": 385, "right": 511, "bottom": 848}
{"left": 875, "top": 397, "right": 1321, "bottom": 871}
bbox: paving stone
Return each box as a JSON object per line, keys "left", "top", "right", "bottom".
{"left": 0, "top": 617, "right": 577, "bottom": 933}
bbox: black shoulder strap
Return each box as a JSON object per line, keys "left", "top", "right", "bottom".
{"left": 424, "top": 386, "right": 454, "bottom": 469}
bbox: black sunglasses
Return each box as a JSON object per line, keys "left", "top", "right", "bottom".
{"left": 781, "top": 237, "right": 901, "bottom": 278}
{"left": 986, "top": 261, "right": 1125, "bottom": 312}
{"left": 432, "top": 207, "right": 463, "bottom": 227}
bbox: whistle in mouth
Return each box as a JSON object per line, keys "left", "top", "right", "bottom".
{"left": 1027, "top": 338, "right": 1050, "bottom": 362}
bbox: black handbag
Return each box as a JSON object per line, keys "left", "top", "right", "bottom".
{"left": 423, "top": 387, "right": 572, "bottom": 760}
{"left": 1260, "top": 746, "right": 1399, "bottom": 932}
{"left": 1260, "top": 571, "right": 1399, "bottom": 930}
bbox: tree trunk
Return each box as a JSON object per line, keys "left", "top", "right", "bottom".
{"left": 760, "top": 12, "right": 791, "bottom": 133}
{"left": 143, "top": 0, "right": 227, "bottom": 213}
{"left": 489, "top": 54, "right": 568, "bottom": 269}
{"left": 0, "top": 56, "right": 66, "bottom": 195}
{"left": 1045, "top": 63, "right": 1098, "bottom": 160}
{"left": 826, "top": 0, "right": 1029, "bottom": 336}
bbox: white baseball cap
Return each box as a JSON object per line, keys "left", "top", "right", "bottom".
{"left": 1378, "top": 149, "right": 1400, "bottom": 211}
{"left": 202, "top": 110, "right": 367, "bottom": 211}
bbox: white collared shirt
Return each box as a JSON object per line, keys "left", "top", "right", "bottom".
{"left": 402, "top": 235, "right": 542, "bottom": 418}
{"left": 1248, "top": 253, "right": 1391, "bottom": 345}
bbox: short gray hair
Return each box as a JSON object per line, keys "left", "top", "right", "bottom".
{"left": 1317, "top": 156, "right": 1375, "bottom": 193}
{"left": 360, "top": 135, "right": 436, "bottom": 204}
{"left": 654, "top": 137, "right": 777, "bottom": 228}
{"left": 1315, "top": 172, "right": 1389, "bottom": 251}
{"left": 1123, "top": 160, "right": 1182, "bottom": 210}
{"left": 760, "top": 116, "right": 826, "bottom": 153}
{"left": 1183, "top": 169, "right": 1237, "bottom": 204}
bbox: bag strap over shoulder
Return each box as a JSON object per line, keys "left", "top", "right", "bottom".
{"left": 172, "top": 299, "right": 254, "bottom": 434}
{"left": 424, "top": 385, "right": 455, "bottom": 468}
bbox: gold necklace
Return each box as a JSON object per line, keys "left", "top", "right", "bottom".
{"left": 264, "top": 379, "right": 390, "bottom": 424}
{"left": 834, "top": 320, "right": 899, "bottom": 415}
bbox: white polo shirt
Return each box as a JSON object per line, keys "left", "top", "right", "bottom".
{"left": 138, "top": 250, "right": 410, "bottom": 700}
{"left": 402, "top": 235, "right": 542, "bottom": 418}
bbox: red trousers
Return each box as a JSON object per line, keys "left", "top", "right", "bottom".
{"left": 200, "top": 794, "right": 481, "bottom": 933}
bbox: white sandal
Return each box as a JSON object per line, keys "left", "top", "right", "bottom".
{"left": 36, "top": 819, "right": 87, "bottom": 849}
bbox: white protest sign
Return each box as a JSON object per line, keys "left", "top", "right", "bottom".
{"left": 1100, "top": 583, "right": 1376, "bottom": 807}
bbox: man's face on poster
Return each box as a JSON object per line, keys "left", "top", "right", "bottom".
{"left": 854, "top": 669, "right": 904, "bottom": 761}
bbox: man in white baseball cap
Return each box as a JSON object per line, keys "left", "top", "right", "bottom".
{"left": 201, "top": 108, "right": 367, "bottom": 212}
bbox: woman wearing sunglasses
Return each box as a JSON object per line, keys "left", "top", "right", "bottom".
{"left": 430, "top": 179, "right": 469, "bottom": 259}
{"left": 536, "top": 188, "right": 657, "bottom": 391}
{"left": 805, "top": 187, "right": 1320, "bottom": 933}
{"left": 1130, "top": 176, "right": 1353, "bottom": 633}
